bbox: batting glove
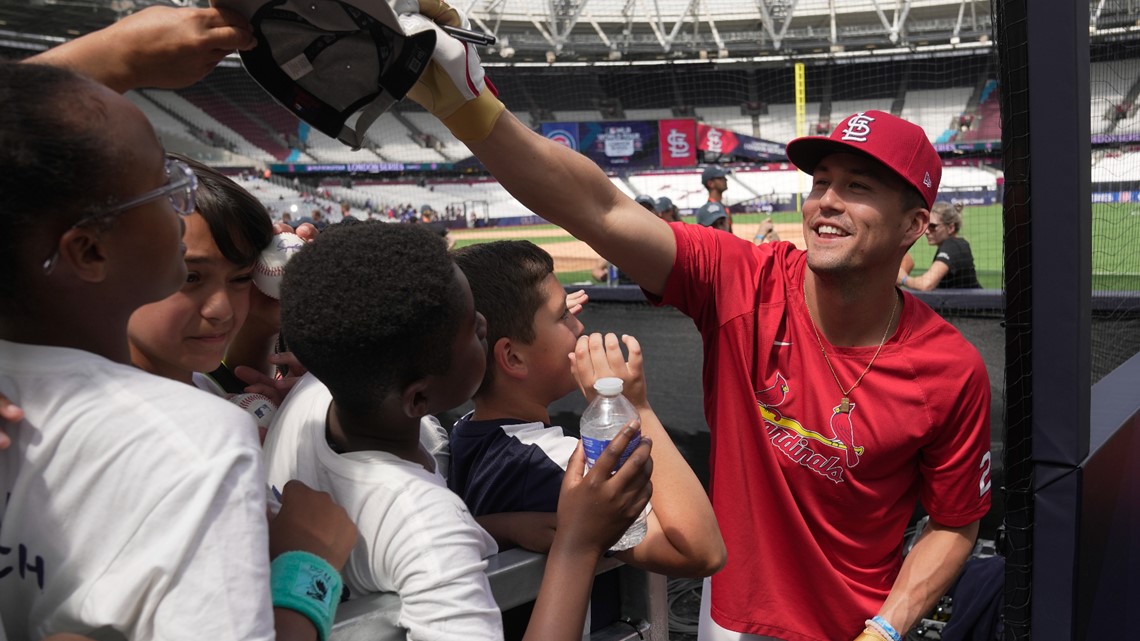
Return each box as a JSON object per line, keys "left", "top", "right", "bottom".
{"left": 395, "top": 0, "right": 504, "bottom": 142}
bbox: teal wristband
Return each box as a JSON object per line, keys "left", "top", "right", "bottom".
{"left": 271, "top": 551, "right": 343, "bottom": 641}
{"left": 900, "top": 275, "right": 909, "bottom": 286}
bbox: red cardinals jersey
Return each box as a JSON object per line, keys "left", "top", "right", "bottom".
{"left": 654, "top": 223, "right": 992, "bottom": 641}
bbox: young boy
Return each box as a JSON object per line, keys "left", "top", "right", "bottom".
{"left": 0, "top": 61, "right": 354, "bottom": 641}
{"left": 450, "top": 240, "right": 725, "bottom": 578}
{"left": 126, "top": 155, "right": 273, "bottom": 390}
{"left": 261, "top": 222, "right": 653, "bottom": 641}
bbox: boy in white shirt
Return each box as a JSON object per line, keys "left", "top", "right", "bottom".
{"left": 263, "top": 222, "right": 652, "bottom": 641}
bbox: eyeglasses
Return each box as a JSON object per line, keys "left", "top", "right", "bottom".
{"left": 42, "top": 158, "right": 198, "bottom": 274}
{"left": 927, "top": 223, "right": 941, "bottom": 231}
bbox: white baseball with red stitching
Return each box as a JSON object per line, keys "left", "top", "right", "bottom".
{"left": 253, "top": 232, "right": 305, "bottom": 299}
{"left": 228, "top": 392, "right": 278, "bottom": 444}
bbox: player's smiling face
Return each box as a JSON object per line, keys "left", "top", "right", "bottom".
{"left": 127, "top": 213, "right": 253, "bottom": 383}
{"left": 802, "top": 152, "right": 924, "bottom": 276}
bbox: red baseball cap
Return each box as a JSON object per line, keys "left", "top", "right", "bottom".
{"left": 786, "top": 110, "right": 941, "bottom": 209}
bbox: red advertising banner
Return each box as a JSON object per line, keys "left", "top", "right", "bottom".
{"left": 698, "top": 123, "right": 787, "bottom": 161}
{"left": 698, "top": 123, "right": 741, "bottom": 156}
{"left": 658, "top": 119, "right": 697, "bottom": 167}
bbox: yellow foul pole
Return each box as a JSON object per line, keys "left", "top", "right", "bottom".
{"left": 794, "top": 62, "right": 806, "bottom": 214}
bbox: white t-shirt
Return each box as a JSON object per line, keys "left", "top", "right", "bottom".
{"left": 262, "top": 374, "right": 500, "bottom": 641}
{"left": 0, "top": 340, "right": 273, "bottom": 641}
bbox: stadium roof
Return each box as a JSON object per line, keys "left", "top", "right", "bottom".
{"left": 0, "top": 1, "right": 1136, "bottom": 64}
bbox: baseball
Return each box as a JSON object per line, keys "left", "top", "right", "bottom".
{"left": 228, "top": 392, "right": 278, "bottom": 443}
{"left": 253, "top": 232, "right": 305, "bottom": 299}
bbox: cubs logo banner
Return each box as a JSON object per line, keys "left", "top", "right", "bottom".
{"left": 541, "top": 122, "right": 581, "bottom": 152}
{"left": 658, "top": 119, "right": 697, "bottom": 167}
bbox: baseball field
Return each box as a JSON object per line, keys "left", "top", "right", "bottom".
{"left": 449, "top": 204, "right": 1140, "bottom": 291}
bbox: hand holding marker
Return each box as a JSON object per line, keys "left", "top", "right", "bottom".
{"left": 440, "top": 24, "right": 496, "bottom": 46}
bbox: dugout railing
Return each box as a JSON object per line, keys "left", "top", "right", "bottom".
{"left": 330, "top": 548, "right": 668, "bottom": 641}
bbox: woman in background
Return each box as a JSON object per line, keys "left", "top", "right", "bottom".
{"left": 898, "top": 200, "right": 983, "bottom": 290}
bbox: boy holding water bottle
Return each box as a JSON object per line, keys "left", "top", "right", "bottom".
{"left": 450, "top": 240, "right": 725, "bottom": 578}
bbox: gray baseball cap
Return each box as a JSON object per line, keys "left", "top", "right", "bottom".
{"left": 217, "top": 0, "right": 436, "bottom": 150}
{"left": 696, "top": 202, "right": 728, "bottom": 227}
{"left": 701, "top": 165, "right": 730, "bottom": 184}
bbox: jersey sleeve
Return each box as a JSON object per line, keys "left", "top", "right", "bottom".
{"left": 652, "top": 222, "right": 778, "bottom": 332}
{"left": 918, "top": 347, "right": 993, "bottom": 527}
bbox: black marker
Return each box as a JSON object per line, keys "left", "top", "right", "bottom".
{"left": 440, "top": 24, "right": 497, "bottom": 47}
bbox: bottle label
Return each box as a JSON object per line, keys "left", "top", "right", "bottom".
{"left": 582, "top": 433, "right": 642, "bottom": 471}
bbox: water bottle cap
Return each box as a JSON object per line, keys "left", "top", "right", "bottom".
{"left": 592, "top": 377, "right": 624, "bottom": 396}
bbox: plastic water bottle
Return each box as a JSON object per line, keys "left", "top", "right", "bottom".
{"left": 580, "top": 377, "right": 649, "bottom": 551}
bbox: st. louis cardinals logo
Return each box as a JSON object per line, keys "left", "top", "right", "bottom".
{"left": 755, "top": 373, "right": 864, "bottom": 483}
{"left": 840, "top": 112, "right": 876, "bottom": 142}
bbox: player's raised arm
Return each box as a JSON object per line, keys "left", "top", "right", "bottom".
{"left": 395, "top": 5, "right": 676, "bottom": 295}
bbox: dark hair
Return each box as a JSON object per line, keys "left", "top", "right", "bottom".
{"left": 280, "top": 222, "right": 462, "bottom": 414}
{"left": 901, "top": 186, "right": 928, "bottom": 213}
{"left": 0, "top": 63, "right": 116, "bottom": 302}
{"left": 170, "top": 154, "right": 273, "bottom": 267}
{"left": 452, "top": 241, "right": 554, "bottom": 396}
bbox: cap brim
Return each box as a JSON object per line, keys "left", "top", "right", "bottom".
{"left": 785, "top": 136, "right": 870, "bottom": 175}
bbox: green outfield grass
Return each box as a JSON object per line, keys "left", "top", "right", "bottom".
{"left": 455, "top": 204, "right": 1140, "bottom": 291}
{"left": 451, "top": 235, "right": 583, "bottom": 250}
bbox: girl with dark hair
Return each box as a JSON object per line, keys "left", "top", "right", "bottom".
{"left": 127, "top": 155, "right": 274, "bottom": 391}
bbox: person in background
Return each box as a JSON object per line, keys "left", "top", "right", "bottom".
{"left": 654, "top": 196, "right": 682, "bottom": 223}
{"left": 897, "top": 201, "right": 982, "bottom": 290}
{"left": 695, "top": 166, "right": 732, "bottom": 232}
{"left": 753, "top": 215, "right": 780, "bottom": 245}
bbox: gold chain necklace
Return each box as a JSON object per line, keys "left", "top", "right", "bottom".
{"left": 802, "top": 280, "right": 898, "bottom": 414}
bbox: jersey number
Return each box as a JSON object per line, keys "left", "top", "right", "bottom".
{"left": 978, "top": 452, "right": 992, "bottom": 496}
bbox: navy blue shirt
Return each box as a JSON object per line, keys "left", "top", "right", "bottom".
{"left": 447, "top": 415, "right": 578, "bottom": 516}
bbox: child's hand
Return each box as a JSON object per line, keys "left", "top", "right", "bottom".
{"left": 555, "top": 425, "right": 652, "bottom": 556}
{"left": 566, "top": 289, "right": 588, "bottom": 315}
{"left": 234, "top": 352, "right": 308, "bottom": 406}
{"left": 274, "top": 220, "right": 321, "bottom": 243}
{"left": 269, "top": 480, "right": 359, "bottom": 570}
{"left": 0, "top": 392, "right": 23, "bottom": 450}
{"left": 569, "top": 332, "right": 648, "bottom": 408}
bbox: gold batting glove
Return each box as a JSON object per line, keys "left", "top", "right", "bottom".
{"left": 394, "top": 0, "right": 505, "bottom": 142}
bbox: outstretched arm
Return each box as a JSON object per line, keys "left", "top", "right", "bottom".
{"left": 397, "top": 5, "right": 676, "bottom": 295}
{"left": 899, "top": 259, "right": 949, "bottom": 291}
{"left": 467, "top": 113, "right": 676, "bottom": 294}
{"left": 28, "top": 5, "right": 255, "bottom": 93}
{"left": 570, "top": 333, "right": 726, "bottom": 578}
